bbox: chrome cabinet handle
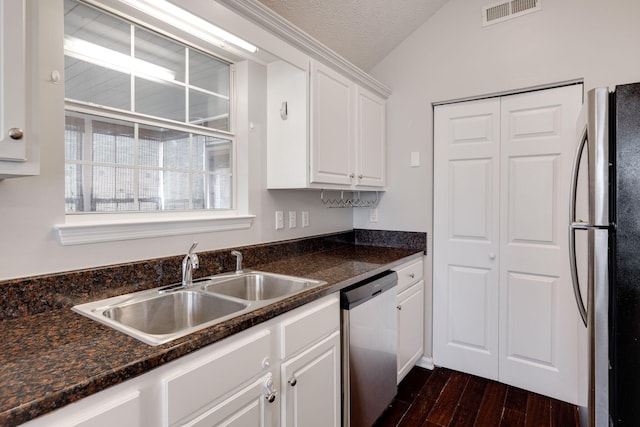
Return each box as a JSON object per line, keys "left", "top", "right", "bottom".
{"left": 397, "top": 305, "right": 402, "bottom": 311}
{"left": 489, "top": 252, "right": 496, "bottom": 260}
{"left": 409, "top": 273, "right": 415, "bottom": 279}
{"left": 288, "top": 377, "right": 297, "bottom": 387}
{"left": 358, "top": 174, "right": 363, "bottom": 179}
{"left": 349, "top": 173, "right": 355, "bottom": 178}
{"left": 264, "top": 377, "right": 277, "bottom": 403}
{"left": 9, "top": 128, "right": 23, "bottom": 140}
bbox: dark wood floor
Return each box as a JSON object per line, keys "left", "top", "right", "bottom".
{"left": 374, "top": 367, "right": 580, "bottom": 427}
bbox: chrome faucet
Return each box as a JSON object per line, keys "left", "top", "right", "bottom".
{"left": 182, "top": 242, "right": 199, "bottom": 287}
{"left": 231, "top": 250, "right": 243, "bottom": 273}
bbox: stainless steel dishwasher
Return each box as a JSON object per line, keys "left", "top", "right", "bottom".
{"left": 341, "top": 270, "right": 398, "bottom": 427}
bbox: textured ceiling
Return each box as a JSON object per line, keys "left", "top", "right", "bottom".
{"left": 256, "top": 0, "right": 450, "bottom": 71}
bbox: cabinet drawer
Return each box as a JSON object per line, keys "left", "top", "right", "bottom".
{"left": 394, "top": 259, "right": 423, "bottom": 294}
{"left": 280, "top": 294, "right": 339, "bottom": 359}
{"left": 163, "top": 329, "right": 271, "bottom": 426}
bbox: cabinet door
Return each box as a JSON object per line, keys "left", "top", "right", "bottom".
{"left": 355, "top": 86, "right": 385, "bottom": 187}
{"left": 0, "top": 0, "right": 28, "bottom": 169}
{"left": 162, "top": 329, "right": 271, "bottom": 426}
{"left": 310, "top": 61, "right": 354, "bottom": 186}
{"left": 281, "top": 331, "right": 340, "bottom": 427}
{"left": 433, "top": 98, "right": 501, "bottom": 380}
{"left": 180, "top": 375, "right": 274, "bottom": 427}
{"left": 397, "top": 280, "right": 424, "bottom": 383}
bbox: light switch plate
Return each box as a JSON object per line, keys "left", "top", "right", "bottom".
{"left": 411, "top": 151, "right": 420, "bottom": 167}
{"left": 301, "top": 211, "right": 310, "bottom": 227}
{"left": 275, "top": 211, "right": 284, "bottom": 230}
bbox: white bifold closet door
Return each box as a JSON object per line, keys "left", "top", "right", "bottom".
{"left": 433, "top": 85, "right": 582, "bottom": 404}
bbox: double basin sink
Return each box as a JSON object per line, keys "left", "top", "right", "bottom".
{"left": 72, "top": 271, "right": 326, "bottom": 346}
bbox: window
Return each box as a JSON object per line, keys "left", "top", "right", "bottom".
{"left": 63, "top": 0, "right": 233, "bottom": 213}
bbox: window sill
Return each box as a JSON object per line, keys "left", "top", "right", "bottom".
{"left": 54, "top": 214, "right": 255, "bottom": 246}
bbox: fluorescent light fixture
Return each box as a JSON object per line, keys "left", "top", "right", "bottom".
{"left": 119, "top": 0, "right": 258, "bottom": 53}
{"left": 64, "top": 36, "right": 176, "bottom": 82}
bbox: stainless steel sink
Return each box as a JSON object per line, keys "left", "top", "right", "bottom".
{"left": 103, "top": 291, "right": 247, "bottom": 335}
{"left": 72, "top": 270, "right": 326, "bottom": 346}
{"left": 72, "top": 287, "right": 249, "bottom": 346}
{"left": 204, "top": 271, "right": 323, "bottom": 301}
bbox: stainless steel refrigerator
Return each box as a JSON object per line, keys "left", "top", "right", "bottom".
{"left": 569, "top": 82, "right": 640, "bottom": 427}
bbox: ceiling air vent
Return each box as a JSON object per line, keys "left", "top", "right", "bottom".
{"left": 482, "top": 0, "right": 541, "bottom": 26}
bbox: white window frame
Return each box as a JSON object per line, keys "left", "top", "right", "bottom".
{"left": 55, "top": 0, "right": 254, "bottom": 245}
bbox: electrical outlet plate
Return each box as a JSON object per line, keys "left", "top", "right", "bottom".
{"left": 370, "top": 208, "right": 378, "bottom": 223}
{"left": 275, "top": 211, "right": 284, "bottom": 230}
{"left": 301, "top": 211, "right": 310, "bottom": 227}
{"left": 288, "top": 211, "right": 297, "bottom": 228}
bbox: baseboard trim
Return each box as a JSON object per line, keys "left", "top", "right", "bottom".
{"left": 417, "top": 356, "right": 435, "bottom": 370}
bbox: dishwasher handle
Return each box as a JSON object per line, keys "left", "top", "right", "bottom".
{"left": 341, "top": 271, "right": 397, "bottom": 310}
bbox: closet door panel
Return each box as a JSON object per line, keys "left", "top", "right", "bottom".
{"left": 433, "top": 98, "right": 501, "bottom": 380}
{"left": 498, "top": 85, "right": 582, "bottom": 404}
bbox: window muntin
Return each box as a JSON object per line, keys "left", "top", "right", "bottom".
{"left": 64, "top": 0, "right": 233, "bottom": 214}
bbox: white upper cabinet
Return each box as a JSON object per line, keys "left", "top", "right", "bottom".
{"left": 355, "top": 85, "right": 386, "bottom": 187}
{"left": 0, "top": 0, "right": 37, "bottom": 179}
{"left": 267, "top": 59, "right": 387, "bottom": 190}
{"left": 310, "top": 61, "right": 354, "bottom": 187}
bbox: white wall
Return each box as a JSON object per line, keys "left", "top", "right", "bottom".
{"left": 0, "top": 0, "right": 351, "bottom": 281}
{"left": 355, "top": 0, "right": 640, "bottom": 358}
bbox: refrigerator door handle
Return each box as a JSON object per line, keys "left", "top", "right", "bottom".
{"left": 569, "top": 130, "right": 588, "bottom": 327}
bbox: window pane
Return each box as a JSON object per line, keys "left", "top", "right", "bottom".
{"left": 135, "top": 77, "right": 185, "bottom": 122}
{"left": 139, "top": 169, "right": 161, "bottom": 211}
{"left": 92, "top": 120, "right": 135, "bottom": 165}
{"left": 189, "top": 49, "right": 229, "bottom": 95}
{"left": 204, "top": 137, "right": 232, "bottom": 173}
{"left": 163, "top": 171, "right": 190, "bottom": 210}
{"left": 190, "top": 89, "right": 229, "bottom": 131}
{"left": 65, "top": 115, "right": 84, "bottom": 161}
{"left": 192, "top": 174, "right": 205, "bottom": 209}
{"left": 64, "top": 0, "right": 130, "bottom": 55}
{"left": 92, "top": 166, "right": 136, "bottom": 212}
{"left": 64, "top": 0, "right": 132, "bottom": 109}
{"left": 135, "top": 27, "right": 185, "bottom": 83}
{"left": 65, "top": 57, "right": 131, "bottom": 110}
{"left": 139, "top": 125, "right": 190, "bottom": 169}
{"left": 65, "top": 163, "right": 83, "bottom": 212}
{"left": 207, "top": 174, "right": 232, "bottom": 209}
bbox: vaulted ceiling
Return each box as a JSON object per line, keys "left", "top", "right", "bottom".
{"left": 256, "top": 0, "right": 451, "bottom": 71}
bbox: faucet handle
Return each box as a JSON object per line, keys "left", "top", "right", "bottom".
{"left": 231, "top": 250, "right": 243, "bottom": 273}
{"left": 188, "top": 242, "right": 198, "bottom": 254}
{"left": 191, "top": 253, "right": 199, "bottom": 269}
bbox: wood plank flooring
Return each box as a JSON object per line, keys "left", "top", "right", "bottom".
{"left": 374, "top": 367, "right": 580, "bottom": 427}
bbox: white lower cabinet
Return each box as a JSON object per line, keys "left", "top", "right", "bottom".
{"left": 393, "top": 259, "right": 425, "bottom": 384}
{"left": 19, "top": 379, "right": 146, "bottom": 427}
{"left": 280, "top": 332, "right": 341, "bottom": 427}
{"left": 162, "top": 329, "right": 273, "bottom": 427}
{"left": 21, "top": 294, "right": 340, "bottom": 427}
{"left": 180, "top": 374, "right": 274, "bottom": 427}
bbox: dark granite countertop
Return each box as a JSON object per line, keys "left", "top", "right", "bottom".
{"left": 0, "top": 243, "right": 423, "bottom": 426}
